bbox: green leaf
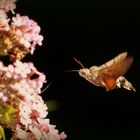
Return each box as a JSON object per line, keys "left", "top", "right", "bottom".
{"left": 0, "top": 125, "right": 6, "bottom": 140}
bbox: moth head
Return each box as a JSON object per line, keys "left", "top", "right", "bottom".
{"left": 79, "top": 68, "right": 90, "bottom": 77}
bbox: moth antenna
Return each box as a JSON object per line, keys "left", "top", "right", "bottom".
{"left": 74, "top": 58, "right": 85, "bottom": 68}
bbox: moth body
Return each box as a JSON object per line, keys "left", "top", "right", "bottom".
{"left": 79, "top": 68, "right": 105, "bottom": 88}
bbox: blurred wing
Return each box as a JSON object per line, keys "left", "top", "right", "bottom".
{"left": 98, "top": 52, "right": 133, "bottom": 79}
{"left": 99, "top": 52, "right": 128, "bottom": 69}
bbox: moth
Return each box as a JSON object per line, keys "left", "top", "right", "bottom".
{"left": 74, "top": 52, "right": 136, "bottom": 92}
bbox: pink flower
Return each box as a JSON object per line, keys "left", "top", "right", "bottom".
{"left": 14, "top": 127, "right": 36, "bottom": 140}
{"left": 13, "top": 60, "right": 32, "bottom": 78}
{"left": 11, "top": 14, "right": 43, "bottom": 54}
{"left": 0, "top": 92, "right": 8, "bottom": 102}
{"left": 0, "top": 10, "right": 9, "bottom": 31}
{"left": 0, "top": 0, "right": 17, "bottom": 13}
{"left": 0, "top": 13, "right": 43, "bottom": 61}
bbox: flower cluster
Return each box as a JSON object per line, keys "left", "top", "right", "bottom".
{"left": 0, "top": 0, "right": 66, "bottom": 140}
{"left": 0, "top": 0, "right": 43, "bottom": 61}
{"left": 0, "top": 61, "right": 66, "bottom": 139}
{"left": 0, "top": 0, "right": 16, "bottom": 31}
{"left": 0, "top": 0, "right": 16, "bottom": 13}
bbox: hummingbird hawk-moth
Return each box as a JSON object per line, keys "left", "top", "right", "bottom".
{"left": 74, "top": 52, "right": 136, "bottom": 92}
{"left": 40, "top": 52, "right": 135, "bottom": 94}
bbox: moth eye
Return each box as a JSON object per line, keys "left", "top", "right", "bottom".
{"left": 80, "top": 71, "right": 85, "bottom": 75}
{"left": 79, "top": 70, "right": 86, "bottom": 76}
{"left": 82, "top": 70, "right": 89, "bottom": 75}
{"left": 82, "top": 71, "right": 85, "bottom": 74}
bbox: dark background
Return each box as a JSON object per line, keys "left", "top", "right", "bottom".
{"left": 15, "top": 0, "right": 140, "bottom": 139}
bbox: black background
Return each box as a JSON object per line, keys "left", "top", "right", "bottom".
{"left": 15, "top": 0, "right": 140, "bottom": 139}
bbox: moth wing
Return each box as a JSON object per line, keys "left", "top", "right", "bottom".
{"left": 98, "top": 52, "right": 133, "bottom": 79}
{"left": 99, "top": 52, "right": 128, "bottom": 69}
